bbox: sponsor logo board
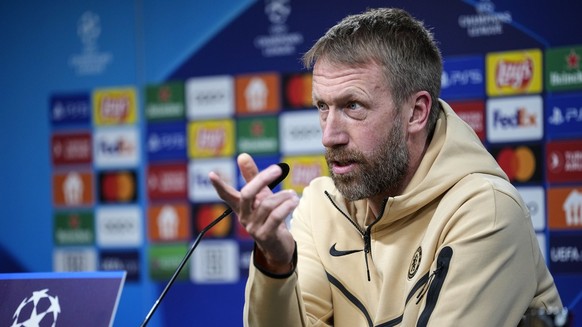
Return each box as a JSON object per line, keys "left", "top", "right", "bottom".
{"left": 186, "top": 75, "right": 234, "bottom": 120}
{"left": 281, "top": 155, "right": 328, "bottom": 194}
{"left": 449, "top": 100, "right": 486, "bottom": 141}
{"left": 190, "top": 240, "right": 239, "bottom": 283}
{"left": 147, "top": 122, "right": 187, "bottom": 161}
{"left": 145, "top": 82, "right": 185, "bottom": 121}
{"left": 147, "top": 203, "right": 190, "bottom": 242}
{"left": 546, "top": 140, "right": 582, "bottom": 184}
{"left": 517, "top": 186, "right": 545, "bottom": 231}
{"left": 486, "top": 49, "right": 542, "bottom": 96}
{"left": 147, "top": 163, "right": 188, "bottom": 200}
{"left": 50, "top": 93, "right": 91, "bottom": 126}
{"left": 282, "top": 73, "right": 312, "bottom": 109}
{"left": 545, "top": 45, "right": 582, "bottom": 92}
{"left": 99, "top": 250, "right": 140, "bottom": 281}
{"left": 53, "top": 247, "right": 97, "bottom": 272}
{"left": 51, "top": 132, "right": 92, "bottom": 166}
{"left": 93, "top": 87, "right": 138, "bottom": 125}
{"left": 489, "top": 144, "right": 542, "bottom": 184}
{"left": 546, "top": 93, "right": 582, "bottom": 139}
{"left": 93, "top": 127, "right": 140, "bottom": 168}
{"left": 192, "top": 203, "right": 233, "bottom": 238}
{"left": 187, "top": 120, "right": 235, "bottom": 158}
{"left": 53, "top": 211, "right": 94, "bottom": 245}
{"left": 52, "top": 171, "right": 94, "bottom": 207}
{"left": 441, "top": 55, "right": 485, "bottom": 100}
{"left": 149, "top": 244, "right": 190, "bottom": 280}
{"left": 547, "top": 186, "right": 582, "bottom": 230}
{"left": 236, "top": 116, "right": 278, "bottom": 154}
{"left": 188, "top": 158, "right": 235, "bottom": 203}
{"left": 235, "top": 73, "right": 280, "bottom": 115}
{"left": 549, "top": 232, "right": 582, "bottom": 274}
{"left": 486, "top": 95, "right": 543, "bottom": 143}
{"left": 98, "top": 170, "right": 137, "bottom": 204}
{"left": 96, "top": 206, "right": 142, "bottom": 247}
{"left": 279, "top": 110, "right": 323, "bottom": 154}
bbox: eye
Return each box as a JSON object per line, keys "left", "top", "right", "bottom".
{"left": 316, "top": 102, "right": 329, "bottom": 112}
{"left": 347, "top": 102, "right": 361, "bottom": 110}
{"left": 344, "top": 101, "right": 366, "bottom": 120}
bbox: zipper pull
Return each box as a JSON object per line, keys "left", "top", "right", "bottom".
{"left": 416, "top": 265, "right": 442, "bottom": 304}
{"left": 363, "top": 230, "right": 371, "bottom": 281}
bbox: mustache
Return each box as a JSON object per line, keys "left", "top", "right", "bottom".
{"left": 325, "top": 147, "right": 365, "bottom": 163}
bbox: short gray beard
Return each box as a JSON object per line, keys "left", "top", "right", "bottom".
{"left": 326, "top": 114, "right": 409, "bottom": 201}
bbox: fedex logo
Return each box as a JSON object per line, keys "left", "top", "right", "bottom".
{"left": 486, "top": 96, "right": 543, "bottom": 143}
{"left": 188, "top": 158, "right": 235, "bottom": 203}
{"left": 94, "top": 127, "right": 139, "bottom": 168}
{"left": 492, "top": 107, "right": 537, "bottom": 128}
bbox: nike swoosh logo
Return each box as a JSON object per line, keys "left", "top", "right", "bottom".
{"left": 329, "top": 243, "right": 363, "bottom": 257}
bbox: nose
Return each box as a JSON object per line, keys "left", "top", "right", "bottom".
{"left": 321, "top": 109, "right": 348, "bottom": 148}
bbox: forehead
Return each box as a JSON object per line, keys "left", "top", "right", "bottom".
{"left": 311, "top": 60, "right": 388, "bottom": 99}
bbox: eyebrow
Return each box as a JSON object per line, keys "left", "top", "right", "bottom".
{"left": 312, "top": 88, "right": 369, "bottom": 107}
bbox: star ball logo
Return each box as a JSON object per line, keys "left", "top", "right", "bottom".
{"left": 11, "top": 289, "right": 60, "bottom": 327}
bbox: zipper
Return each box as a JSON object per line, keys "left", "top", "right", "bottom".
{"left": 325, "top": 191, "right": 389, "bottom": 282}
{"left": 416, "top": 246, "right": 453, "bottom": 327}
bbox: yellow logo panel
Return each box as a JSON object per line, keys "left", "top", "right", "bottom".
{"left": 281, "top": 155, "right": 328, "bottom": 194}
{"left": 486, "top": 49, "right": 542, "bottom": 96}
{"left": 93, "top": 87, "right": 138, "bottom": 125}
{"left": 188, "top": 119, "right": 235, "bottom": 158}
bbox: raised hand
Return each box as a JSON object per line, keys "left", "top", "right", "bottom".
{"left": 209, "top": 153, "right": 299, "bottom": 274}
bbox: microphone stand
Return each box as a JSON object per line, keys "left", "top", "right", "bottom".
{"left": 140, "top": 207, "right": 233, "bottom": 327}
{"left": 140, "top": 163, "right": 289, "bottom": 326}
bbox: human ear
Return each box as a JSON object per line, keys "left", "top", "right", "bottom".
{"left": 407, "top": 91, "right": 431, "bottom": 134}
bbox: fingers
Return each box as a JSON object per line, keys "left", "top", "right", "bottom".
{"left": 239, "top": 164, "right": 283, "bottom": 217}
{"left": 245, "top": 190, "right": 299, "bottom": 240}
{"left": 208, "top": 171, "right": 240, "bottom": 211}
{"left": 238, "top": 153, "right": 260, "bottom": 184}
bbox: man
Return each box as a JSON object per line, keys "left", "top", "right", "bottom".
{"left": 209, "top": 7, "right": 562, "bottom": 326}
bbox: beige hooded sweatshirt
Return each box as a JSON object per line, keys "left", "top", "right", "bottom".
{"left": 244, "top": 100, "right": 562, "bottom": 327}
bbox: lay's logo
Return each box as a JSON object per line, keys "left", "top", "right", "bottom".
{"left": 486, "top": 49, "right": 542, "bottom": 96}
{"left": 281, "top": 155, "right": 328, "bottom": 195}
{"left": 496, "top": 58, "right": 533, "bottom": 89}
{"left": 188, "top": 120, "right": 234, "bottom": 158}
{"left": 93, "top": 87, "right": 138, "bottom": 125}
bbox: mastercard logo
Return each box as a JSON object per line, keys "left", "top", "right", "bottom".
{"left": 194, "top": 203, "right": 232, "bottom": 237}
{"left": 284, "top": 73, "right": 312, "bottom": 108}
{"left": 494, "top": 146, "right": 538, "bottom": 182}
{"left": 99, "top": 170, "right": 137, "bottom": 203}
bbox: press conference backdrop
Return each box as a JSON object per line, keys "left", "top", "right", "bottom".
{"left": 1, "top": 1, "right": 582, "bottom": 326}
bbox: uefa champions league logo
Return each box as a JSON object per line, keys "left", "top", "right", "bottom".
{"left": 11, "top": 289, "right": 61, "bottom": 327}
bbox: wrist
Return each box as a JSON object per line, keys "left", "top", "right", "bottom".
{"left": 252, "top": 242, "right": 297, "bottom": 278}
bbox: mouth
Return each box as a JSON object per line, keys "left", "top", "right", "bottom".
{"left": 329, "top": 159, "right": 357, "bottom": 174}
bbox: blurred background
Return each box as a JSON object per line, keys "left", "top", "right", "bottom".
{"left": 1, "top": 0, "right": 581, "bottom": 326}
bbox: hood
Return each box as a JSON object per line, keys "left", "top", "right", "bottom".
{"left": 324, "top": 99, "right": 508, "bottom": 228}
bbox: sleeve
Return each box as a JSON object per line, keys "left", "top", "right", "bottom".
{"left": 412, "top": 179, "right": 559, "bottom": 327}
{"left": 243, "top": 182, "right": 334, "bottom": 327}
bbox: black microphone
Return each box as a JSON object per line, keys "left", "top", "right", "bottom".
{"left": 140, "top": 163, "right": 290, "bottom": 326}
